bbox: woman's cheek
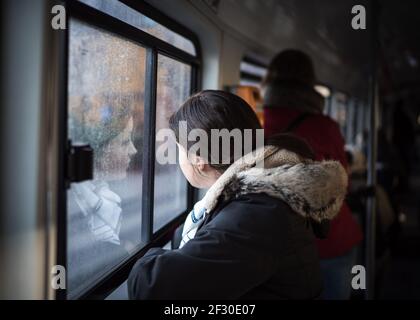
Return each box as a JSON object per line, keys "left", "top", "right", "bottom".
{"left": 179, "top": 158, "right": 195, "bottom": 185}
{"left": 122, "top": 145, "right": 131, "bottom": 168}
{"left": 177, "top": 147, "right": 199, "bottom": 187}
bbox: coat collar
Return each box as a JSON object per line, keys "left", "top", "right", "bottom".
{"left": 201, "top": 145, "right": 347, "bottom": 222}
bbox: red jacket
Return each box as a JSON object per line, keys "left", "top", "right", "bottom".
{"left": 264, "top": 107, "right": 363, "bottom": 259}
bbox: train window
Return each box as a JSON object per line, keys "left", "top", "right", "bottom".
{"left": 79, "top": 0, "right": 196, "bottom": 56}
{"left": 153, "top": 54, "right": 191, "bottom": 231}
{"left": 63, "top": 0, "right": 200, "bottom": 299}
{"left": 67, "top": 18, "right": 146, "bottom": 298}
{"left": 239, "top": 57, "right": 267, "bottom": 87}
{"left": 345, "top": 99, "right": 357, "bottom": 144}
{"left": 330, "top": 92, "right": 348, "bottom": 136}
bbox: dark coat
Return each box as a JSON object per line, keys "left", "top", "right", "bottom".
{"left": 128, "top": 193, "right": 323, "bottom": 300}
{"left": 127, "top": 146, "right": 348, "bottom": 299}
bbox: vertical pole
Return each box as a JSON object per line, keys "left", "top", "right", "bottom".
{"left": 187, "top": 64, "right": 199, "bottom": 210}
{"left": 56, "top": 0, "right": 69, "bottom": 300}
{"left": 365, "top": 0, "right": 379, "bottom": 300}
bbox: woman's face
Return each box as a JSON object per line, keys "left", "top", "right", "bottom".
{"left": 100, "top": 117, "right": 137, "bottom": 180}
{"left": 178, "top": 144, "right": 199, "bottom": 187}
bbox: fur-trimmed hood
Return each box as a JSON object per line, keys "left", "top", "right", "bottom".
{"left": 201, "top": 145, "right": 348, "bottom": 222}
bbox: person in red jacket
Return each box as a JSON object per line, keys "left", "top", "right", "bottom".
{"left": 262, "top": 49, "right": 363, "bottom": 300}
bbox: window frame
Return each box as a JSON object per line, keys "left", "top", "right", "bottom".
{"left": 58, "top": 0, "right": 201, "bottom": 300}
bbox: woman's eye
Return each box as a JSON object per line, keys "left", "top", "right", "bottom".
{"left": 122, "top": 139, "right": 130, "bottom": 146}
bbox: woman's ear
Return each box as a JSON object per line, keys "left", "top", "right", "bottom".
{"left": 189, "top": 153, "right": 206, "bottom": 171}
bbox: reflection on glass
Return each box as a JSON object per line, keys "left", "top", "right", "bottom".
{"left": 80, "top": 0, "right": 197, "bottom": 56}
{"left": 67, "top": 19, "right": 145, "bottom": 298}
{"left": 153, "top": 54, "right": 191, "bottom": 232}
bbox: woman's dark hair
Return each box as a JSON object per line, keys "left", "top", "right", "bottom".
{"left": 169, "top": 90, "right": 315, "bottom": 172}
{"left": 169, "top": 90, "right": 262, "bottom": 172}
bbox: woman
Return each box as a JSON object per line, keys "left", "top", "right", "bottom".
{"left": 68, "top": 92, "right": 138, "bottom": 295}
{"left": 262, "top": 49, "right": 363, "bottom": 299}
{"left": 128, "top": 90, "right": 347, "bottom": 299}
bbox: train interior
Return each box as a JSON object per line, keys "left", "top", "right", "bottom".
{"left": 1, "top": 0, "right": 419, "bottom": 300}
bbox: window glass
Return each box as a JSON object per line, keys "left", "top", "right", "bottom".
{"left": 331, "top": 92, "right": 347, "bottom": 136}
{"left": 67, "top": 19, "right": 146, "bottom": 298}
{"left": 240, "top": 61, "right": 267, "bottom": 78}
{"left": 153, "top": 54, "right": 191, "bottom": 232}
{"left": 80, "top": 0, "right": 196, "bottom": 56}
{"left": 346, "top": 99, "right": 357, "bottom": 144}
{"left": 355, "top": 102, "right": 366, "bottom": 148}
{"left": 239, "top": 60, "right": 267, "bottom": 88}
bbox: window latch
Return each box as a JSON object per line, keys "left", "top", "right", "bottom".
{"left": 67, "top": 140, "right": 94, "bottom": 187}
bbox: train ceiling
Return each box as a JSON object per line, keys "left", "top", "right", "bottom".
{"left": 201, "top": 0, "right": 420, "bottom": 102}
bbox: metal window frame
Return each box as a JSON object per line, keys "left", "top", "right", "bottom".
{"left": 58, "top": 0, "right": 201, "bottom": 300}
{"left": 56, "top": 0, "right": 70, "bottom": 301}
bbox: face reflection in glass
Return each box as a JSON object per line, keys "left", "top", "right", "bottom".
{"left": 99, "top": 116, "right": 137, "bottom": 181}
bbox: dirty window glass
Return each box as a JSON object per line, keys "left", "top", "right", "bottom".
{"left": 67, "top": 19, "right": 146, "bottom": 298}
{"left": 153, "top": 54, "right": 191, "bottom": 232}
{"left": 80, "top": 0, "right": 196, "bottom": 56}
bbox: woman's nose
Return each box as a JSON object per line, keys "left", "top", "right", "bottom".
{"left": 128, "top": 140, "right": 137, "bottom": 156}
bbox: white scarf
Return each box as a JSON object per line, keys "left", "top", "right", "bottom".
{"left": 179, "top": 198, "right": 207, "bottom": 248}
